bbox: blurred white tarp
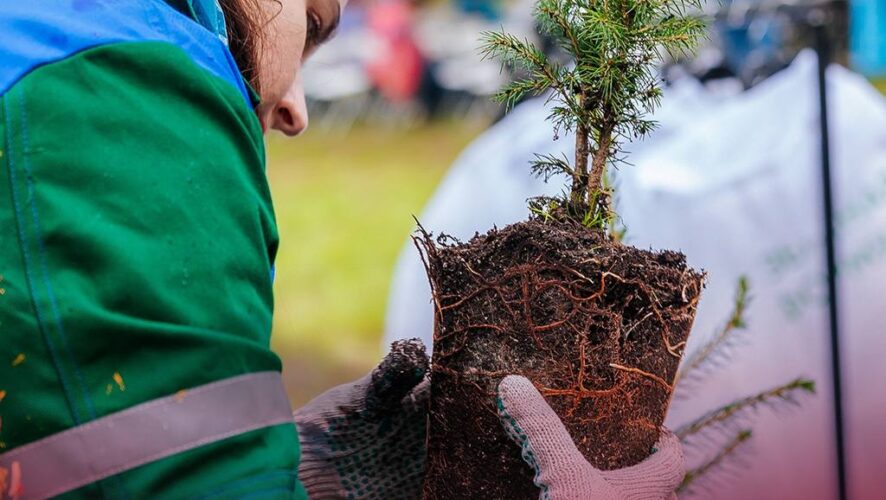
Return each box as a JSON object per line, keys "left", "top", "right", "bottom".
{"left": 384, "top": 51, "right": 886, "bottom": 498}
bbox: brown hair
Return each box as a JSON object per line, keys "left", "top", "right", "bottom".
{"left": 218, "top": 0, "right": 275, "bottom": 94}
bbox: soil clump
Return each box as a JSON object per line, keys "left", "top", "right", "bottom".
{"left": 420, "top": 219, "right": 703, "bottom": 499}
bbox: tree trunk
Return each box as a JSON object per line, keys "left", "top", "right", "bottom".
{"left": 588, "top": 126, "right": 612, "bottom": 216}
{"left": 572, "top": 123, "right": 590, "bottom": 211}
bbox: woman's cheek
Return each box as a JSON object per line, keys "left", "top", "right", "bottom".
{"left": 256, "top": 103, "right": 273, "bottom": 134}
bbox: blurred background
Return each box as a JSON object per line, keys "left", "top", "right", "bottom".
{"left": 267, "top": 123, "right": 484, "bottom": 403}
{"left": 267, "top": 0, "right": 886, "bottom": 405}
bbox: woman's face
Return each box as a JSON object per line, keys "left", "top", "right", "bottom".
{"left": 254, "top": 0, "right": 343, "bottom": 136}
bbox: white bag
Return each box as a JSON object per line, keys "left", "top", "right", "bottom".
{"left": 384, "top": 51, "right": 886, "bottom": 499}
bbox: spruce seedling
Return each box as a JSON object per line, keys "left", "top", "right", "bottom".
{"left": 481, "top": 0, "right": 706, "bottom": 228}
{"left": 421, "top": 1, "right": 709, "bottom": 497}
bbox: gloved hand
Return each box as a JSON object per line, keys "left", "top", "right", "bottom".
{"left": 293, "top": 339, "right": 429, "bottom": 499}
{"left": 497, "top": 375, "right": 685, "bottom": 500}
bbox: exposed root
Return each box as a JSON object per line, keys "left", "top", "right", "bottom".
{"left": 610, "top": 363, "right": 674, "bottom": 391}
{"left": 623, "top": 311, "right": 653, "bottom": 340}
{"left": 428, "top": 248, "right": 692, "bottom": 366}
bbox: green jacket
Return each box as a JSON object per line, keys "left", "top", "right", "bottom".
{"left": 0, "top": 1, "right": 305, "bottom": 497}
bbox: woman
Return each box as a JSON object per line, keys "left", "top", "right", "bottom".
{"left": 0, "top": 1, "right": 682, "bottom": 498}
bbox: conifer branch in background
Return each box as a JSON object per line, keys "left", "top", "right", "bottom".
{"left": 676, "top": 378, "right": 817, "bottom": 441}
{"left": 675, "top": 276, "right": 750, "bottom": 385}
{"left": 481, "top": 0, "right": 706, "bottom": 229}
{"left": 677, "top": 429, "right": 753, "bottom": 494}
{"left": 671, "top": 276, "right": 818, "bottom": 492}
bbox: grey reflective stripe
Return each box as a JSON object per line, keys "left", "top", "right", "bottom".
{"left": 0, "top": 371, "right": 294, "bottom": 499}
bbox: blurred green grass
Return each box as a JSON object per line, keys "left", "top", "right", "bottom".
{"left": 266, "top": 122, "right": 485, "bottom": 404}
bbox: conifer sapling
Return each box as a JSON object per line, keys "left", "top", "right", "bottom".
{"left": 481, "top": 0, "right": 705, "bottom": 228}
{"left": 419, "top": 0, "right": 707, "bottom": 498}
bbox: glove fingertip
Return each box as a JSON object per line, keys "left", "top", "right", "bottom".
{"left": 366, "top": 339, "right": 429, "bottom": 412}
{"left": 497, "top": 375, "right": 595, "bottom": 486}
{"left": 497, "top": 375, "right": 540, "bottom": 404}
{"left": 402, "top": 378, "right": 430, "bottom": 413}
{"left": 496, "top": 375, "right": 540, "bottom": 433}
{"left": 497, "top": 375, "right": 565, "bottom": 425}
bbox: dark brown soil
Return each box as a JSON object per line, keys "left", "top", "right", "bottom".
{"left": 418, "top": 219, "right": 703, "bottom": 499}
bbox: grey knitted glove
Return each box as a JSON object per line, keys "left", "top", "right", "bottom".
{"left": 293, "top": 339, "right": 429, "bottom": 499}
{"left": 497, "top": 375, "right": 685, "bottom": 500}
